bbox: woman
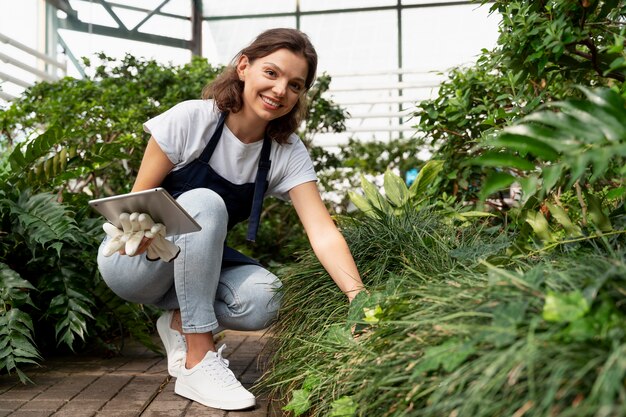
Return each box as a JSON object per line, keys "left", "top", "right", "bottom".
{"left": 98, "top": 28, "right": 364, "bottom": 411}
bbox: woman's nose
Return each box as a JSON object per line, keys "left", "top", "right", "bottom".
{"left": 272, "top": 80, "right": 287, "bottom": 97}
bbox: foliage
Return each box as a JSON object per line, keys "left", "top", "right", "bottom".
{"left": 259, "top": 200, "right": 626, "bottom": 416}
{"left": 471, "top": 87, "right": 626, "bottom": 250}
{"left": 311, "top": 137, "right": 425, "bottom": 213}
{"left": 0, "top": 53, "right": 221, "bottom": 198}
{"left": 299, "top": 73, "right": 349, "bottom": 145}
{"left": 414, "top": 0, "right": 626, "bottom": 201}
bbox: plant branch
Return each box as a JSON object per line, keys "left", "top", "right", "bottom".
{"left": 574, "top": 181, "right": 587, "bottom": 226}
{"left": 529, "top": 229, "right": 626, "bottom": 255}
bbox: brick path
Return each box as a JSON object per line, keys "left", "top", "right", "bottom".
{"left": 0, "top": 331, "right": 280, "bottom": 417}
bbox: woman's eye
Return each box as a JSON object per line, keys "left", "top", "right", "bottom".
{"left": 290, "top": 83, "right": 302, "bottom": 92}
{"left": 265, "top": 70, "right": 276, "bottom": 77}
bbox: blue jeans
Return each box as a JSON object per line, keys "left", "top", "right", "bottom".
{"left": 97, "top": 188, "right": 282, "bottom": 334}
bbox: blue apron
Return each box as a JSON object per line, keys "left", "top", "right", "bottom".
{"left": 160, "top": 112, "right": 271, "bottom": 267}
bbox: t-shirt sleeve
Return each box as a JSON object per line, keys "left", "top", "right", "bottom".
{"left": 143, "top": 102, "right": 193, "bottom": 165}
{"left": 268, "top": 137, "right": 318, "bottom": 201}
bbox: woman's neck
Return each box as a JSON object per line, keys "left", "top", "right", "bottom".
{"left": 225, "top": 111, "right": 267, "bottom": 144}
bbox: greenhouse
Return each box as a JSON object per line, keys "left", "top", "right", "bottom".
{"left": 1, "top": 1, "right": 625, "bottom": 416}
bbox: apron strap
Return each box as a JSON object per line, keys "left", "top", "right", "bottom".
{"left": 198, "top": 112, "right": 227, "bottom": 163}
{"left": 246, "top": 135, "right": 272, "bottom": 242}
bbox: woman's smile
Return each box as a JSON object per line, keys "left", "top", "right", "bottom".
{"left": 260, "top": 94, "right": 283, "bottom": 109}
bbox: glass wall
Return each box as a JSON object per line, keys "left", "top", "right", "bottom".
{"left": 2, "top": 0, "right": 500, "bottom": 143}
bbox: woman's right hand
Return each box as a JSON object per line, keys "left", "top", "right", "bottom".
{"left": 118, "top": 236, "right": 154, "bottom": 257}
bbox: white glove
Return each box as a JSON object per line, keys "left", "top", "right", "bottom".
{"left": 101, "top": 212, "right": 180, "bottom": 262}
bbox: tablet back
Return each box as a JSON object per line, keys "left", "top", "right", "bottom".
{"left": 88, "top": 188, "right": 201, "bottom": 236}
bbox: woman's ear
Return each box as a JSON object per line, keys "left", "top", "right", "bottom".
{"left": 236, "top": 55, "right": 250, "bottom": 81}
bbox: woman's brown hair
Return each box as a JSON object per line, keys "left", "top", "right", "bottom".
{"left": 202, "top": 28, "right": 318, "bottom": 144}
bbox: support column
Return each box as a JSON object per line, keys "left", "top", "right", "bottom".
{"left": 191, "top": 0, "right": 203, "bottom": 56}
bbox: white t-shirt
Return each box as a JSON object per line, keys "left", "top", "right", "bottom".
{"left": 143, "top": 100, "right": 317, "bottom": 200}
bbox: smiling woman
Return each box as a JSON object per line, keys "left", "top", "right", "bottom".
{"left": 96, "top": 28, "right": 365, "bottom": 412}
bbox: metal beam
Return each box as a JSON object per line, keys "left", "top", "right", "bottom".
{"left": 75, "top": 0, "right": 189, "bottom": 22}
{"left": 95, "top": 0, "right": 128, "bottom": 30}
{"left": 131, "top": 0, "right": 171, "bottom": 32}
{"left": 0, "top": 33, "right": 65, "bottom": 70}
{"left": 0, "top": 51, "right": 59, "bottom": 81}
{"left": 204, "top": 1, "right": 477, "bottom": 21}
{"left": 57, "top": 14, "right": 192, "bottom": 50}
{"left": 44, "top": 0, "right": 77, "bottom": 18}
{"left": 191, "top": 0, "right": 202, "bottom": 56}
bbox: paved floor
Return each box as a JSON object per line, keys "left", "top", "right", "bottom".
{"left": 0, "top": 331, "right": 280, "bottom": 417}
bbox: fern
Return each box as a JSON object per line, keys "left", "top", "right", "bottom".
{"left": 0, "top": 263, "right": 41, "bottom": 383}
{"left": 92, "top": 280, "right": 162, "bottom": 355}
{"left": 1, "top": 191, "right": 81, "bottom": 256}
{"left": 41, "top": 263, "right": 95, "bottom": 350}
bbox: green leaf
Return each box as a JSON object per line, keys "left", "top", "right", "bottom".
{"left": 541, "top": 164, "right": 564, "bottom": 193}
{"left": 329, "top": 396, "right": 357, "bottom": 417}
{"left": 518, "top": 175, "right": 539, "bottom": 204}
{"left": 383, "top": 170, "right": 409, "bottom": 207}
{"left": 348, "top": 191, "right": 374, "bottom": 216}
{"left": 361, "top": 175, "right": 391, "bottom": 215}
{"left": 545, "top": 202, "right": 582, "bottom": 237}
{"left": 491, "top": 133, "right": 559, "bottom": 161}
{"left": 283, "top": 389, "right": 312, "bottom": 416}
{"left": 585, "top": 193, "right": 612, "bottom": 232}
{"left": 363, "top": 305, "right": 383, "bottom": 324}
{"left": 409, "top": 160, "right": 443, "bottom": 199}
{"left": 525, "top": 210, "right": 554, "bottom": 243}
{"left": 302, "top": 374, "right": 321, "bottom": 391}
{"left": 472, "top": 151, "right": 535, "bottom": 171}
{"left": 414, "top": 339, "right": 475, "bottom": 374}
{"left": 605, "top": 187, "right": 626, "bottom": 199}
{"left": 479, "top": 172, "right": 516, "bottom": 200}
{"left": 543, "top": 291, "right": 590, "bottom": 323}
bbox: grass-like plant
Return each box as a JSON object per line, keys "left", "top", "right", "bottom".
{"left": 259, "top": 203, "right": 626, "bottom": 416}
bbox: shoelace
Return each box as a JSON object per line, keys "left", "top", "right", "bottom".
{"left": 200, "top": 345, "right": 237, "bottom": 385}
{"left": 216, "top": 344, "right": 230, "bottom": 367}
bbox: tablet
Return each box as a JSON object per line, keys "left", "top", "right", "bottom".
{"left": 88, "top": 187, "right": 201, "bottom": 236}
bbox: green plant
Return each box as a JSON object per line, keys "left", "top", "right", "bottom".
{"left": 414, "top": 0, "right": 626, "bottom": 201}
{"left": 472, "top": 87, "right": 626, "bottom": 249}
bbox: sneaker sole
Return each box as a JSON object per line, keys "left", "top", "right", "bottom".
{"left": 174, "top": 379, "right": 256, "bottom": 410}
{"left": 156, "top": 311, "right": 184, "bottom": 378}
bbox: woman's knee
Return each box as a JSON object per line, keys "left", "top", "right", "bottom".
{"left": 217, "top": 266, "right": 282, "bottom": 330}
{"left": 176, "top": 188, "right": 228, "bottom": 228}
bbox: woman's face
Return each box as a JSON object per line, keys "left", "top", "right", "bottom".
{"left": 236, "top": 48, "right": 308, "bottom": 125}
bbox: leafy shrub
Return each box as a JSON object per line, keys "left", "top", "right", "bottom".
{"left": 414, "top": 0, "right": 626, "bottom": 202}
{"left": 259, "top": 184, "right": 626, "bottom": 416}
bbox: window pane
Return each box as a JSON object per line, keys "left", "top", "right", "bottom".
{"left": 301, "top": 10, "right": 397, "bottom": 73}
{"left": 402, "top": 0, "right": 474, "bottom": 4}
{"left": 204, "top": 17, "right": 296, "bottom": 65}
{"left": 300, "top": 0, "right": 396, "bottom": 11}
{"left": 401, "top": 4, "right": 499, "bottom": 72}
{"left": 203, "top": 0, "right": 296, "bottom": 17}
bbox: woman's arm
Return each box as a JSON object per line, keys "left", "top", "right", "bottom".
{"left": 132, "top": 137, "right": 175, "bottom": 192}
{"left": 289, "top": 181, "right": 364, "bottom": 302}
{"left": 120, "top": 137, "right": 175, "bottom": 256}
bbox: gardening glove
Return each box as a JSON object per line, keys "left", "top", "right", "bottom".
{"left": 101, "top": 212, "right": 180, "bottom": 262}
{"left": 140, "top": 213, "right": 180, "bottom": 262}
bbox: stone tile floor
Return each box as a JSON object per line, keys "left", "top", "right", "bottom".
{"left": 0, "top": 331, "right": 281, "bottom": 417}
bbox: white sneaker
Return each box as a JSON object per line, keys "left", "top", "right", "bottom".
{"left": 156, "top": 310, "right": 187, "bottom": 378}
{"left": 175, "top": 345, "right": 256, "bottom": 410}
